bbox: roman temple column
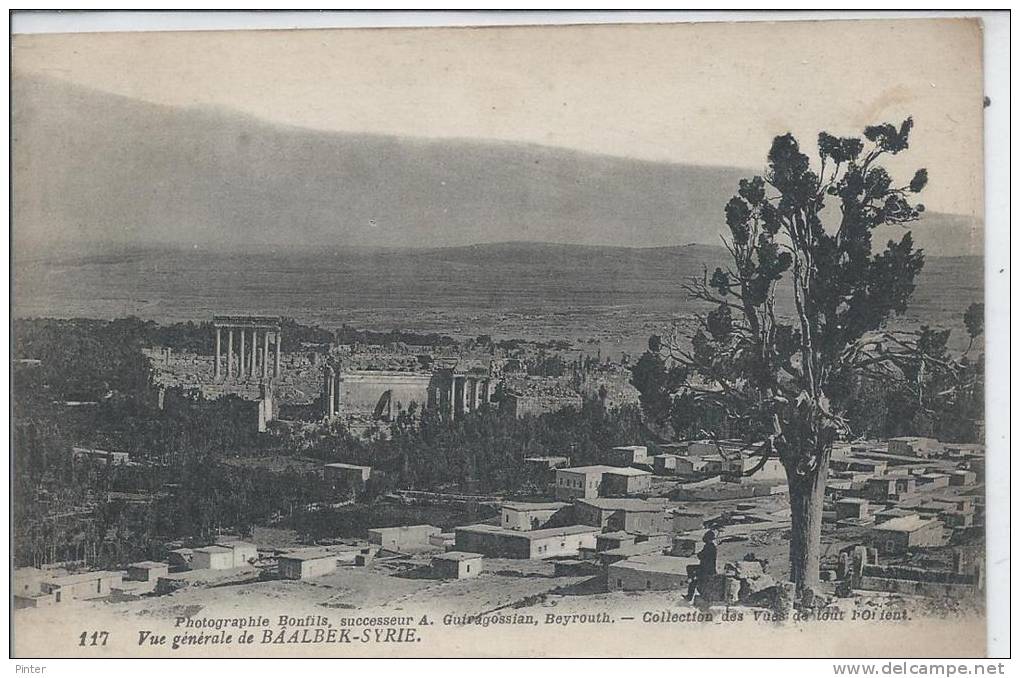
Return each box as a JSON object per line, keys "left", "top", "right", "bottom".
{"left": 448, "top": 376, "right": 457, "bottom": 420}
{"left": 215, "top": 327, "right": 222, "bottom": 379}
{"left": 326, "top": 366, "right": 336, "bottom": 418}
{"left": 227, "top": 329, "right": 234, "bottom": 378}
{"left": 250, "top": 330, "right": 258, "bottom": 377}
{"left": 262, "top": 331, "right": 270, "bottom": 380}
{"left": 274, "top": 331, "right": 282, "bottom": 378}
{"left": 239, "top": 329, "right": 246, "bottom": 380}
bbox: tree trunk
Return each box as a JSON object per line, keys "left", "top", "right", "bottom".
{"left": 786, "top": 457, "right": 830, "bottom": 596}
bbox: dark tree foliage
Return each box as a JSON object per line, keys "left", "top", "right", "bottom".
{"left": 963, "top": 302, "right": 984, "bottom": 353}
{"left": 629, "top": 335, "right": 686, "bottom": 430}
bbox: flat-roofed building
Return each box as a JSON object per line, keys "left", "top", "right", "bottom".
{"left": 13, "top": 592, "right": 58, "bottom": 609}
{"left": 554, "top": 465, "right": 615, "bottom": 500}
{"left": 601, "top": 467, "right": 653, "bottom": 496}
{"left": 574, "top": 497, "right": 670, "bottom": 533}
{"left": 836, "top": 498, "right": 870, "bottom": 521}
{"left": 216, "top": 541, "right": 259, "bottom": 568}
{"left": 13, "top": 567, "right": 49, "bottom": 596}
{"left": 686, "top": 440, "right": 723, "bottom": 457}
{"left": 653, "top": 454, "right": 680, "bottom": 475}
{"left": 453, "top": 524, "right": 599, "bottom": 559}
{"left": 870, "top": 515, "right": 944, "bottom": 554}
{"left": 167, "top": 548, "right": 193, "bottom": 569}
{"left": 40, "top": 570, "right": 123, "bottom": 603}
{"left": 432, "top": 551, "right": 483, "bottom": 579}
{"left": 323, "top": 463, "right": 372, "bottom": 492}
{"left": 721, "top": 456, "right": 786, "bottom": 484}
{"left": 500, "top": 501, "right": 570, "bottom": 531}
{"left": 916, "top": 473, "right": 950, "bottom": 489}
{"left": 655, "top": 442, "right": 691, "bottom": 457}
{"left": 367, "top": 525, "right": 441, "bottom": 552}
{"left": 928, "top": 495, "right": 975, "bottom": 514}
{"left": 192, "top": 546, "right": 234, "bottom": 571}
{"left": 155, "top": 566, "right": 254, "bottom": 595}
{"left": 598, "top": 540, "right": 670, "bottom": 566}
{"left": 278, "top": 548, "right": 340, "bottom": 580}
{"left": 888, "top": 437, "right": 942, "bottom": 458}
{"left": 950, "top": 470, "right": 977, "bottom": 486}
{"left": 873, "top": 508, "right": 920, "bottom": 524}
{"left": 864, "top": 475, "right": 917, "bottom": 501}
{"left": 605, "top": 445, "right": 651, "bottom": 467}
{"left": 608, "top": 554, "right": 698, "bottom": 591}
{"left": 429, "top": 532, "right": 456, "bottom": 549}
{"left": 674, "top": 457, "right": 710, "bottom": 476}
{"left": 832, "top": 458, "right": 888, "bottom": 475}
{"left": 523, "top": 456, "right": 571, "bottom": 470}
{"left": 596, "top": 531, "right": 637, "bottom": 552}
{"left": 944, "top": 443, "right": 984, "bottom": 459}
{"left": 127, "top": 561, "right": 169, "bottom": 582}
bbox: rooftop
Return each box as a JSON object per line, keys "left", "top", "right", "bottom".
{"left": 456, "top": 523, "right": 599, "bottom": 540}
{"left": 128, "top": 561, "right": 168, "bottom": 569}
{"left": 502, "top": 501, "right": 569, "bottom": 512}
{"left": 194, "top": 546, "right": 232, "bottom": 554}
{"left": 47, "top": 570, "right": 123, "bottom": 585}
{"left": 279, "top": 548, "right": 342, "bottom": 562}
{"left": 324, "top": 463, "right": 372, "bottom": 470}
{"left": 557, "top": 465, "right": 617, "bottom": 475}
{"left": 577, "top": 498, "right": 667, "bottom": 512}
{"left": 433, "top": 551, "right": 483, "bottom": 562}
{"left": 872, "top": 515, "right": 940, "bottom": 533}
{"left": 599, "top": 542, "right": 666, "bottom": 558}
{"left": 603, "top": 467, "right": 653, "bottom": 477}
{"left": 368, "top": 524, "right": 437, "bottom": 534}
{"left": 159, "top": 567, "right": 253, "bottom": 582}
{"left": 609, "top": 554, "right": 698, "bottom": 575}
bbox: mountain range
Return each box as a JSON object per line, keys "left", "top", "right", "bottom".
{"left": 13, "top": 74, "right": 982, "bottom": 257}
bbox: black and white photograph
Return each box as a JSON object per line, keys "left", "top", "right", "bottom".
{"left": 9, "top": 12, "right": 1004, "bottom": 660}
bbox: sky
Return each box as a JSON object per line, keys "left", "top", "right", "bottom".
{"left": 13, "top": 18, "right": 985, "bottom": 217}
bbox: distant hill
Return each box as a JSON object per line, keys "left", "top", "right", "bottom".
{"left": 13, "top": 241, "right": 983, "bottom": 356}
{"left": 13, "top": 74, "right": 982, "bottom": 257}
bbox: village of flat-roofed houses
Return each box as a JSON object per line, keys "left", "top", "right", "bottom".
{"left": 13, "top": 312, "right": 985, "bottom": 623}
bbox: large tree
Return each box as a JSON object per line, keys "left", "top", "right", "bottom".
{"left": 668, "top": 119, "right": 948, "bottom": 595}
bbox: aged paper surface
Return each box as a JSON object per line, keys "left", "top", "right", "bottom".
{"left": 11, "top": 17, "right": 988, "bottom": 658}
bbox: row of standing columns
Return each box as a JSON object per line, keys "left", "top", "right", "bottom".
{"left": 214, "top": 327, "right": 281, "bottom": 381}
{"left": 438, "top": 375, "right": 490, "bottom": 420}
